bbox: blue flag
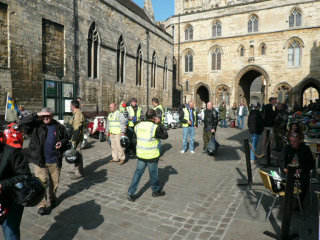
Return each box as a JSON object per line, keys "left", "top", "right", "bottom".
{"left": 7, "top": 96, "right": 21, "bottom": 114}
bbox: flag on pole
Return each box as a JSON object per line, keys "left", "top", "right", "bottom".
{"left": 7, "top": 95, "right": 21, "bottom": 114}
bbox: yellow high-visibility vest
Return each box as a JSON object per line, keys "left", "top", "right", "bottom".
{"left": 135, "top": 121, "right": 160, "bottom": 159}
{"left": 108, "top": 110, "right": 121, "bottom": 134}
{"left": 182, "top": 107, "right": 197, "bottom": 128}
{"left": 154, "top": 104, "right": 164, "bottom": 124}
{"left": 126, "top": 106, "right": 142, "bottom": 127}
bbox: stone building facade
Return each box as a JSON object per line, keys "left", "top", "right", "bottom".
{"left": 0, "top": 0, "right": 173, "bottom": 118}
{"left": 166, "top": 0, "right": 320, "bottom": 108}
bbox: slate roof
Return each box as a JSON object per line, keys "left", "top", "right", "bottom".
{"left": 117, "top": 0, "right": 154, "bottom": 25}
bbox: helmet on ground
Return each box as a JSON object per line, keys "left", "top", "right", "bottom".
{"left": 0, "top": 198, "right": 8, "bottom": 224}
{"left": 64, "top": 148, "right": 80, "bottom": 164}
{"left": 10, "top": 176, "right": 46, "bottom": 207}
{"left": 120, "top": 135, "right": 130, "bottom": 148}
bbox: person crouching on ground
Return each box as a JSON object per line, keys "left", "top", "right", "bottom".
{"left": 127, "top": 109, "right": 168, "bottom": 202}
{"left": 20, "top": 108, "right": 69, "bottom": 215}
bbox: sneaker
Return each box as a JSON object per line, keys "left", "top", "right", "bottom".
{"left": 180, "top": 150, "right": 185, "bottom": 153}
{"left": 190, "top": 150, "right": 195, "bottom": 154}
{"left": 70, "top": 174, "right": 82, "bottom": 180}
{"left": 127, "top": 194, "right": 135, "bottom": 202}
{"left": 152, "top": 191, "right": 166, "bottom": 197}
{"left": 38, "top": 207, "right": 47, "bottom": 216}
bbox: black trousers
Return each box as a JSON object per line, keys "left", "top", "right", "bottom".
{"left": 127, "top": 127, "right": 137, "bottom": 153}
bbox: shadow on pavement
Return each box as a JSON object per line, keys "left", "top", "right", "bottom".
{"left": 134, "top": 165, "right": 178, "bottom": 199}
{"left": 58, "top": 156, "right": 110, "bottom": 203}
{"left": 41, "top": 200, "right": 104, "bottom": 240}
{"left": 161, "top": 143, "right": 172, "bottom": 156}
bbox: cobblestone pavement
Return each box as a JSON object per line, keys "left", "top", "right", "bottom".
{"left": 15, "top": 127, "right": 290, "bottom": 240}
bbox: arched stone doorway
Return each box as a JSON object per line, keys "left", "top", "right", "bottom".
{"left": 300, "top": 79, "right": 320, "bottom": 107}
{"left": 195, "top": 84, "right": 210, "bottom": 109}
{"left": 235, "top": 65, "right": 269, "bottom": 106}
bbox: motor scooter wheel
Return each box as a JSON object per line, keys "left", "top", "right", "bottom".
{"left": 99, "top": 132, "right": 105, "bottom": 142}
{"left": 176, "top": 122, "right": 182, "bottom": 128}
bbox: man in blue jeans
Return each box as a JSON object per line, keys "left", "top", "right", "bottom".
{"left": 179, "top": 101, "right": 198, "bottom": 153}
{"left": 0, "top": 142, "right": 31, "bottom": 240}
{"left": 237, "top": 102, "right": 248, "bottom": 130}
{"left": 247, "top": 103, "right": 264, "bottom": 162}
{"left": 127, "top": 109, "right": 168, "bottom": 202}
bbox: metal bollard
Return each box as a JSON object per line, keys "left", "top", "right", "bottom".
{"left": 266, "top": 130, "right": 271, "bottom": 165}
{"left": 237, "top": 139, "right": 253, "bottom": 189}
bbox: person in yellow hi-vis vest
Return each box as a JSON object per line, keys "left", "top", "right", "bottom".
{"left": 179, "top": 101, "right": 198, "bottom": 153}
{"left": 106, "top": 103, "right": 127, "bottom": 165}
{"left": 152, "top": 97, "right": 164, "bottom": 154}
{"left": 126, "top": 98, "right": 142, "bottom": 157}
{"left": 127, "top": 109, "right": 168, "bottom": 202}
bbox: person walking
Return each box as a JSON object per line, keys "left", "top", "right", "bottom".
{"left": 202, "top": 102, "right": 219, "bottom": 153}
{"left": 152, "top": 97, "right": 164, "bottom": 153}
{"left": 179, "top": 101, "right": 198, "bottom": 153}
{"left": 229, "top": 103, "right": 238, "bottom": 128}
{"left": 107, "top": 103, "right": 127, "bottom": 165}
{"left": 126, "top": 98, "right": 142, "bottom": 157}
{"left": 218, "top": 102, "right": 227, "bottom": 128}
{"left": 127, "top": 109, "right": 168, "bottom": 202}
{"left": 0, "top": 142, "right": 31, "bottom": 239}
{"left": 247, "top": 103, "right": 264, "bottom": 163}
{"left": 70, "top": 100, "right": 85, "bottom": 179}
{"left": 237, "top": 102, "right": 248, "bottom": 130}
{"left": 20, "top": 108, "right": 69, "bottom": 215}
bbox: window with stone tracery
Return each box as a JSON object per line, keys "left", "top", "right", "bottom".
{"left": 248, "top": 14, "right": 258, "bottom": 33}
{"left": 88, "top": 22, "right": 100, "bottom": 78}
{"left": 117, "top": 36, "right": 125, "bottom": 83}
{"left": 216, "top": 85, "right": 230, "bottom": 105}
{"left": 163, "top": 58, "right": 168, "bottom": 90}
{"left": 288, "top": 40, "right": 301, "bottom": 66}
{"left": 211, "top": 48, "right": 222, "bottom": 70}
{"left": 212, "top": 20, "right": 221, "bottom": 37}
{"left": 289, "top": 8, "right": 302, "bottom": 27}
{"left": 185, "top": 51, "right": 193, "bottom": 72}
{"left": 185, "top": 25, "right": 193, "bottom": 41}
{"left": 136, "top": 45, "right": 142, "bottom": 86}
{"left": 275, "top": 84, "right": 291, "bottom": 105}
{"left": 151, "top": 51, "right": 157, "bottom": 88}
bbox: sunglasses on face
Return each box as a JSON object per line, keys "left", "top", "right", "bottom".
{"left": 41, "top": 115, "right": 51, "bottom": 119}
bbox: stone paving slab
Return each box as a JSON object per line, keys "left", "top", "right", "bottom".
{"left": 13, "top": 126, "right": 318, "bottom": 240}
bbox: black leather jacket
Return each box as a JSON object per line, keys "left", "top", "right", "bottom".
{"left": 204, "top": 108, "right": 219, "bottom": 131}
{"left": 20, "top": 113, "right": 69, "bottom": 168}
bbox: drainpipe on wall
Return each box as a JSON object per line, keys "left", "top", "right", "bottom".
{"left": 146, "top": 30, "right": 150, "bottom": 110}
{"left": 177, "top": 14, "right": 183, "bottom": 105}
{"left": 73, "top": 0, "right": 80, "bottom": 98}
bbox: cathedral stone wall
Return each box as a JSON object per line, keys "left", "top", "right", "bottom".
{"left": 0, "top": 0, "right": 173, "bottom": 116}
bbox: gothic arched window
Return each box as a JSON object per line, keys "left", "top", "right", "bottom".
{"left": 288, "top": 40, "right": 301, "bottom": 66}
{"left": 212, "top": 48, "right": 222, "bottom": 70}
{"left": 289, "top": 8, "right": 302, "bottom": 27}
{"left": 117, "top": 36, "right": 125, "bottom": 83}
{"left": 275, "top": 84, "right": 291, "bottom": 105}
{"left": 216, "top": 85, "right": 230, "bottom": 106}
{"left": 151, "top": 51, "right": 157, "bottom": 88}
{"left": 136, "top": 45, "right": 142, "bottom": 86}
{"left": 185, "top": 25, "right": 193, "bottom": 41}
{"left": 212, "top": 21, "right": 222, "bottom": 37}
{"left": 88, "top": 22, "right": 100, "bottom": 78}
{"left": 248, "top": 14, "right": 259, "bottom": 33}
{"left": 185, "top": 51, "right": 193, "bottom": 72}
{"left": 260, "top": 43, "right": 266, "bottom": 56}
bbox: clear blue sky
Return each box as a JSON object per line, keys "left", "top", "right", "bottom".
{"left": 133, "top": 0, "right": 175, "bottom": 21}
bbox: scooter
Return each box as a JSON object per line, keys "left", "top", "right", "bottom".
{"left": 0, "top": 122, "right": 24, "bottom": 148}
{"left": 87, "top": 116, "right": 107, "bottom": 142}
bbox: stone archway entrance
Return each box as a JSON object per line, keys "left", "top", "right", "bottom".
{"left": 235, "top": 65, "right": 269, "bottom": 106}
{"left": 300, "top": 80, "right": 320, "bottom": 107}
{"left": 195, "top": 85, "right": 209, "bottom": 109}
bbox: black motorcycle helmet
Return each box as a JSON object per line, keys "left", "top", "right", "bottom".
{"left": 10, "top": 176, "right": 46, "bottom": 207}
{"left": 207, "top": 149, "right": 216, "bottom": 156}
{"left": 120, "top": 135, "right": 130, "bottom": 148}
{"left": 0, "top": 198, "right": 8, "bottom": 224}
{"left": 65, "top": 124, "right": 73, "bottom": 138}
{"left": 64, "top": 148, "right": 80, "bottom": 164}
